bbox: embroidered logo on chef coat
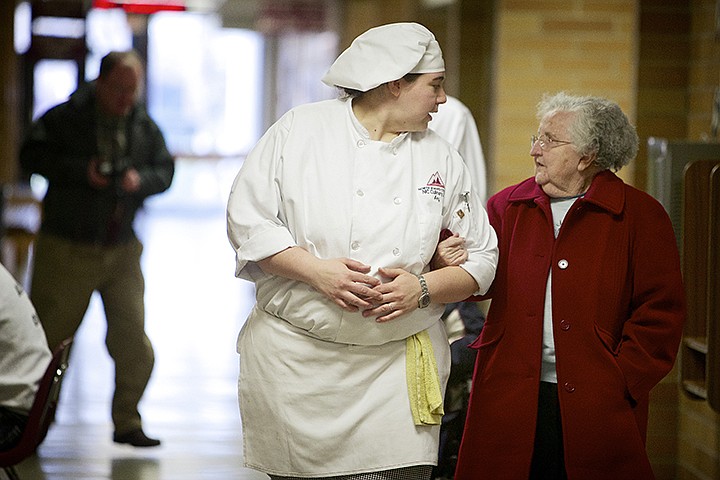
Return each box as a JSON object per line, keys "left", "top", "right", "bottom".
{"left": 419, "top": 172, "right": 445, "bottom": 202}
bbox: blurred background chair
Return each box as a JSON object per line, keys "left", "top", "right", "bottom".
{"left": 0, "top": 337, "right": 73, "bottom": 480}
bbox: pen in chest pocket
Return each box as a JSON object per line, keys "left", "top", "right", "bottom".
{"left": 461, "top": 191, "right": 471, "bottom": 214}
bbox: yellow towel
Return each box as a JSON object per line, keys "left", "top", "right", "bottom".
{"left": 406, "top": 330, "right": 444, "bottom": 426}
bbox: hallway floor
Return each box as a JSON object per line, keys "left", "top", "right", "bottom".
{"left": 10, "top": 158, "right": 269, "bottom": 480}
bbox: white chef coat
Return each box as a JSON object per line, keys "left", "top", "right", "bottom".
{"left": 0, "top": 263, "right": 51, "bottom": 413}
{"left": 226, "top": 97, "right": 498, "bottom": 476}
{"left": 430, "top": 95, "right": 487, "bottom": 202}
{"left": 228, "top": 97, "right": 497, "bottom": 347}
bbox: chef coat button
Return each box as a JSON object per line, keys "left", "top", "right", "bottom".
{"left": 392, "top": 248, "right": 400, "bottom": 256}
{"left": 356, "top": 189, "right": 364, "bottom": 197}
{"left": 563, "top": 382, "right": 576, "bottom": 393}
{"left": 392, "top": 148, "right": 398, "bottom": 155}
{"left": 393, "top": 197, "right": 402, "bottom": 205}
{"left": 351, "top": 241, "right": 360, "bottom": 251}
{"left": 558, "top": 259, "right": 569, "bottom": 269}
{"left": 357, "top": 139, "right": 366, "bottom": 148}
{"left": 560, "top": 320, "right": 571, "bottom": 331}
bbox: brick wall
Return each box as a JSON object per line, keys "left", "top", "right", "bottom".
{"left": 490, "top": 0, "right": 638, "bottom": 194}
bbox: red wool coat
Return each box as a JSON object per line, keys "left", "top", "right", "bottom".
{"left": 454, "top": 171, "right": 686, "bottom": 480}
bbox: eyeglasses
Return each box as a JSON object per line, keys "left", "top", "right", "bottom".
{"left": 531, "top": 134, "right": 573, "bottom": 151}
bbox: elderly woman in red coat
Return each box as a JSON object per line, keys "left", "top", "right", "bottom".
{"left": 453, "top": 92, "right": 685, "bottom": 480}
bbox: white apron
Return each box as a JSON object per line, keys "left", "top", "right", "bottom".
{"left": 237, "top": 308, "right": 450, "bottom": 477}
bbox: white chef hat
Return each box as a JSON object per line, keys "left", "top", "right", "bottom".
{"left": 321, "top": 22, "right": 445, "bottom": 92}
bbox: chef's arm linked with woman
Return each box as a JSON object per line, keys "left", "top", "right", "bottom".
{"left": 257, "top": 244, "right": 478, "bottom": 323}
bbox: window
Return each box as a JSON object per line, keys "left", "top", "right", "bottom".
{"left": 147, "top": 12, "right": 263, "bottom": 156}
{"left": 16, "top": 4, "right": 265, "bottom": 157}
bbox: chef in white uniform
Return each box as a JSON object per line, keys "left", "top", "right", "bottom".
{"left": 226, "top": 22, "right": 498, "bottom": 480}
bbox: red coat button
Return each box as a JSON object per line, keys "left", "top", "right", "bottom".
{"left": 560, "top": 320, "right": 571, "bottom": 331}
{"left": 563, "top": 382, "right": 576, "bottom": 393}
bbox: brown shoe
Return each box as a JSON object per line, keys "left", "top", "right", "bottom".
{"left": 113, "top": 428, "right": 161, "bottom": 447}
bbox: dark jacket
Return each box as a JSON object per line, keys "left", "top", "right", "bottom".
{"left": 455, "top": 171, "right": 685, "bottom": 480}
{"left": 20, "top": 83, "right": 174, "bottom": 245}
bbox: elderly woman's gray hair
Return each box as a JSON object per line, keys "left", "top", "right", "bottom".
{"left": 537, "top": 92, "right": 639, "bottom": 171}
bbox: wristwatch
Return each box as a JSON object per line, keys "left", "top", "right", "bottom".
{"left": 417, "top": 274, "right": 431, "bottom": 309}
